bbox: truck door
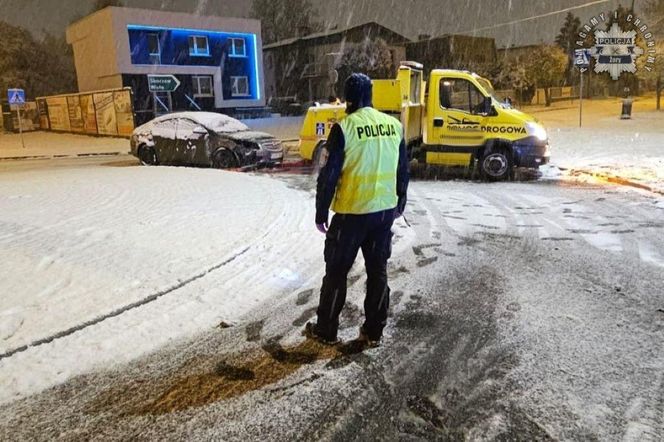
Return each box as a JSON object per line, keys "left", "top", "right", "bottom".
{"left": 427, "top": 77, "right": 488, "bottom": 166}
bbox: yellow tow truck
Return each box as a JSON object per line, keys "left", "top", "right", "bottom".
{"left": 298, "top": 61, "right": 550, "bottom": 180}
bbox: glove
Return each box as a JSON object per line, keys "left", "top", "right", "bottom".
{"left": 316, "top": 222, "right": 328, "bottom": 234}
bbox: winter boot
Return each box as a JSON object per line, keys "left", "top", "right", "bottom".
{"left": 357, "top": 326, "right": 381, "bottom": 348}
{"left": 302, "top": 322, "right": 340, "bottom": 345}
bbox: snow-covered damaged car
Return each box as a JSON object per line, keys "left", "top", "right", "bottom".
{"left": 130, "top": 112, "right": 284, "bottom": 169}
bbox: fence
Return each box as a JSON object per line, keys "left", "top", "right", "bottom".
{"left": 1, "top": 102, "right": 40, "bottom": 132}
{"left": 36, "top": 87, "right": 135, "bottom": 138}
{"left": 495, "top": 85, "right": 610, "bottom": 106}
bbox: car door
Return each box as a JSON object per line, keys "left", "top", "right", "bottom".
{"left": 150, "top": 117, "right": 178, "bottom": 165}
{"left": 175, "top": 118, "right": 209, "bottom": 166}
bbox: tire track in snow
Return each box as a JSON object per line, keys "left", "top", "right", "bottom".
{"left": 0, "top": 246, "right": 251, "bottom": 361}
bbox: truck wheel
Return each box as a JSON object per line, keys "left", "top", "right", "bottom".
{"left": 138, "top": 145, "right": 158, "bottom": 166}
{"left": 480, "top": 148, "right": 512, "bottom": 181}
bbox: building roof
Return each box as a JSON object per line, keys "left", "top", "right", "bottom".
{"left": 67, "top": 6, "right": 260, "bottom": 43}
{"left": 263, "top": 21, "right": 410, "bottom": 50}
{"left": 406, "top": 33, "right": 496, "bottom": 48}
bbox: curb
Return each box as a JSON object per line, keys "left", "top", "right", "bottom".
{"left": 0, "top": 152, "right": 125, "bottom": 162}
{"left": 568, "top": 168, "right": 664, "bottom": 196}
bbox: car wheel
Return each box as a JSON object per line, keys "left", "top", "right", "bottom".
{"left": 138, "top": 145, "right": 158, "bottom": 166}
{"left": 480, "top": 148, "right": 512, "bottom": 181}
{"left": 212, "top": 149, "right": 238, "bottom": 169}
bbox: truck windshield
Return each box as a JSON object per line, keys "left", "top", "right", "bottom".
{"left": 477, "top": 78, "right": 497, "bottom": 100}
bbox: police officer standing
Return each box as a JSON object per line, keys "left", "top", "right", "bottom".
{"left": 304, "top": 73, "right": 409, "bottom": 346}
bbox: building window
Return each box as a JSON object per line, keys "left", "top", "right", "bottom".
{"left": 188, "top": 35, "right": 209, "bottom": 56}
{"left": 192, "top": 75, "right": 214, "bottom": 97}
{"left": 229, "top": 38, "right": 246, "bottom": 57}
{"left": 231, "top": 76, "right": 250, "bottom": 97}
{"left": 147, "top": 33, "right": 160, "bottom": 64}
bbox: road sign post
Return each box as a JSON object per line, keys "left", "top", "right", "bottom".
{"left": 8, "top": 88, "right": 26, "bottom": 148}
{"left": 579, "top": 70, "right": 584, "bottom": 127}
{"left": 574, "top": 49, "right": 591, "bottom": 128}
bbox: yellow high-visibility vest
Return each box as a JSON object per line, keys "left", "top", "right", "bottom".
{"left": 332, "top": 107, "right": 402, "bottom": 214}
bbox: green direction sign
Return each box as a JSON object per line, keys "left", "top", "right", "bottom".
{"left": 147, "top": 74, "right": 181, "bottom": 92}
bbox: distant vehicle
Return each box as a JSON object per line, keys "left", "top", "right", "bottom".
{"left": 130, "top": 112, "right": 284, "bottom": 169}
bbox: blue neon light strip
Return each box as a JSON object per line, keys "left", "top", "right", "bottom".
{"left": 252, "top": 33, "right": 261, "bottom": 101}
{"left": 127, "top": 24, "right": 252, "bottom": 37}
{"left": 127, "top": 24, "right": 261, "bottom": 101}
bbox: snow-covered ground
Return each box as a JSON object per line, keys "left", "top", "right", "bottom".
{"left": 0, "top": 164, "right": 323, "bottom": 403}
{"left": 535, "top": 99, "right": 664, "bottom": 194}
{"left": 0, "top": 131, "right": 128, "bottom": 159}
{"left": 0, "top": 100, "right": 662, "bottom": 424}
{"left": 2, "top": 174, "right": 663, "bottom": 440}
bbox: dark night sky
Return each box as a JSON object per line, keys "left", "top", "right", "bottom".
{"left": 0, "top": 0, "right": 641, "bottom": 48}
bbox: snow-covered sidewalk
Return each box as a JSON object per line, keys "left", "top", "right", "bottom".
{"left": 541, "top": 106, "right": 664, "bottom": 195}
{"left": 0, "top": 131, "right": 129, "bottom": 160}
{"left": 0, "top": 116, "right": 304, "bottom": 160}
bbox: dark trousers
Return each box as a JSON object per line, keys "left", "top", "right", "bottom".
{"left": 315, "top": 209, "right": 395, "bottom": 341}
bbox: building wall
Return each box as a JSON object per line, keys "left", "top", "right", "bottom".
{"left": 126, "top": 26, "right": 260, "bottom": 103}
{"left": 66, "top": 9, "right": 122, "bottom": 92}
{"left": 264, "top": 24, "right": 408, "bottom": 103}
{"left": 497, "top": 45, "right": 538, "bottom": 62}
{"left": 66, "top": 6, "right": 265, "bottom": 112}
{"left": 406, "top": 35, "right": 497, "bottom": 77}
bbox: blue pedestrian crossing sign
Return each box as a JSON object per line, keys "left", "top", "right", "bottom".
{"left": 574, "top": 49, "right": 591, "bottom": 69}
{"left": 7, "top": 88, "right": 25, "bottom": 105}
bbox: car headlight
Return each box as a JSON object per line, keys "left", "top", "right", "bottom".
{"left": 526, "top": 122, "right": 547, "bottom": 141}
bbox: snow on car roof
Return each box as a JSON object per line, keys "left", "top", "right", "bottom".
{"left": 152, "top": 112, "right": 250, "bottom": 133}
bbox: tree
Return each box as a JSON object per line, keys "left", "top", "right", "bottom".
{"left": 556, "top": 12, "right": 582, "bottom": 84}
{"left": 644, "top": 0, "right": 664, "bottom": 35}
{"left": 93, "top": 0, "right": 124, "bottom": 11}
{"left": 250, "top": 0, "right": 322, "bottom": 44}
{"left": 491, "top": 57, "right": 536, "bottom": 104}
{"left": 335, "top": 38, "right": 396, "bottom": 95}
{"left": 38, "top": 33, "right": 77, "bottom": 95}
{"left": 525, "top": 45, "right": 568, "bottom": 106}
{"left": 0, "top": 22, "right": 76, "bottom": 98}
{"left": 491, "top": 46, "right": 567, "bottom": 106}
{"left": 644, "top": 0, "right": 664, "bottom": 109}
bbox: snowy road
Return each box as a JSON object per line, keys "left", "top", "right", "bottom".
{"left": 0, "top": 157, "right": 322, "bottom": 402}
{"left": 1, "top": 160, "right": 664, "bottom": 440}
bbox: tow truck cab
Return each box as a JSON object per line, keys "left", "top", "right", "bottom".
{"left": 298, "top": 62, "right": 550, "bottom": 180}
{"left": 424, "top": 69, "right": 550, "bottom": 179}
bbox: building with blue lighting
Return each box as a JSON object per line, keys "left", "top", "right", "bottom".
{"left": 66, "top": 7, "right": 265, "bottom": 123}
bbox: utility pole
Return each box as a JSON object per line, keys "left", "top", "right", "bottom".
{"left": 579, "top": 69, "right": 584, "bottom": 127}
